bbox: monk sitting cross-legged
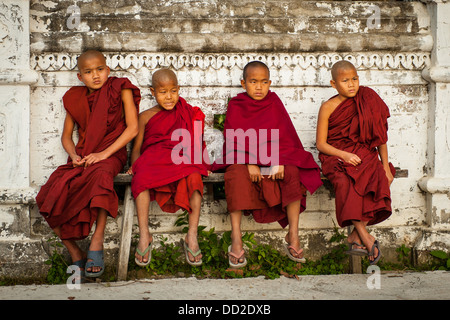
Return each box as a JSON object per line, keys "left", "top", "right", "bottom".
{"left": 36, "top": 50, "right": 140, "bottom": 278}
{"left": 128, "top": 69, "right": 209, "bottom": 267}
{"left": 316, "top": 60, "right": 395, "bottom": 265}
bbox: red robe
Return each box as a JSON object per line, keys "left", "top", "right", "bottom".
{"left": 131, "top": 97, "right": 209, "bottom": 213}
{"left": 212, "top": 91, "right": 322, "bottom": 226}
{"left": 36, "top": 77, "right": 141, "bottom": 240}
{"left": 319, "top": 86, "right": 395, "bottom": 227}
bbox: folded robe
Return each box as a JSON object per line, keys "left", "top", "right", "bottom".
{"left": 319, "top": 86, "right": 395, "bottom": 227}
{"left": 225, "top": 164, "right": 307, "bottom": 228}
{"left": 36, "top": 77, "right": 141, "bottom": 240}
{"left": 212, "top": 91, "right": 322, "bottom": 226}
{"left": 131, "top": 97, "right": 209, "bottom": 212}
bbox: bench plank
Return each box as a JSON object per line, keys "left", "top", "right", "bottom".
{"left": 114, "top": 167, "right": 407, "bottom": 280}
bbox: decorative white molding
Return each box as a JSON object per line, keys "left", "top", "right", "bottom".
{"left": 418, "top": 177, "right": 450, "bottom": 194}
{"left": 31, "top": 52, "right": 431, "bottom": 72}
{"left": 422, "top": 65, "right": 450, "bottom": 83}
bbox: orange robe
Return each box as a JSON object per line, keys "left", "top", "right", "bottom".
{"left": 36, "top": 77, "right": 140, "bottom": 240}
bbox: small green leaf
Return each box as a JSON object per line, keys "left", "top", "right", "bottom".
{"left": 430, "top": 250, "right": 448, "bottom": 260}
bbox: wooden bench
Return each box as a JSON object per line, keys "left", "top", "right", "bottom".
{"left": 113, "top": 172, "right": 225, "bottom": 281}
{"left": 113, "top": 168, "right": 408, "bottom": 280}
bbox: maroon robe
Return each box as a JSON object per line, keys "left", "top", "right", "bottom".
{"left": 212, "top": 91, "right": 322, "bottom": 227}
{"left": 319, "top": 86, "right": 395, "bottom": 227}
{"left": 36, "top": 77, "right": 140, "bottom": 240}
{"left": 131, "top": 97, "right": 209, "bottom": 213}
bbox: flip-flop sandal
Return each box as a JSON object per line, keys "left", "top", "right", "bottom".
{"left": 184, "top": 241, "right": 202, "bottom": 267}
{"left": 70, "top": 258, "right": 86, "bottom": 283}
{"left": 284, "top": 244, "right": 306, "bottom": 263}
{"left": 345, "top": 241, "right": 369, "bottom": 256}
{"left": 135, "top": 242, "right": 152, "bottom": 267}
{"left": 85, "top": 250, "right": 104, "bottom": 278}
{"left": 228, "top": 245, "right": 247, "bottom": 268}
{"left": 369, "top": 240, "right": 382, "bottom": 265}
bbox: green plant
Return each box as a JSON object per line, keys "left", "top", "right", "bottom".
{"left": 147, "top": 236, "right": 184, "bottom": 275}
{"left": 396, "top": 244, "right": 412, "bottom": 267}
{"left": 213, "top": 114, "right": 226, "bottom": 132}
{"left": 45, "top": 235, "right": 70, "bottom": 284}
{"left": 131, "top": 212, "right": 351, "bottom": 280}
{"left": 430, "top": 250, "right": 450, "bottom": 271}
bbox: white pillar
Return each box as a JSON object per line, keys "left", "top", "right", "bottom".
{"left": 0, "top": 0, "right": 38, "bottom": 190}
{"left": 418, "top": 0, "right": 450, "bottom": 255}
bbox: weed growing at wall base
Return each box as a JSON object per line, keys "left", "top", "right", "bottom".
{"left": 45, "top": 235, "right": 70, "bottom": 284}
{"left": 430, "top": 250, "right": 450, "bottom": 271}
{"left": 129, "top": 211, "right": 351, "bottom": 280}
{"left": 38, "top": 213, "right": 450, "bottom": 285}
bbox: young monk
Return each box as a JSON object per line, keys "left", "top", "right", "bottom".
{"left": 128, "top": 69, "right": 209, "bottom": 267}
{"left": 316, "top": 60, "right": 395, "bottom": 264}
{"left": 212, "top": 61, "right": 323, "bottom": 267}
{"left": 36, "top": 50, "right": 140, "bottom": 277}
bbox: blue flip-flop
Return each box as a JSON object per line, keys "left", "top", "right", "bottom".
{"left": 85, "top": 250, "right": 104, "bottom": 278}
{"left": 70, "top": 258, "right": 86, "bottom": 283}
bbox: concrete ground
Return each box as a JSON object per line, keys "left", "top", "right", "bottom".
{"left": 1, "top": 270, "right": 449, "bottom": 301}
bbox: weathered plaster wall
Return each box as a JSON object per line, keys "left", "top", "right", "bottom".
{"left": 0, "top": 0, "right": 448, "bottom": 278}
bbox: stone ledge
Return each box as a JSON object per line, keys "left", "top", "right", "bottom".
{"left": 0, "top": 188, "right": 38, "bottom": 205}
{"left": 0, "top": 69, "right": 39, "bottom": 85}
{"left": 417, "top": 176, "right": 450, "bottom": 194}
{"left": 422, "top": 65, "right": 450, "bottom": 83}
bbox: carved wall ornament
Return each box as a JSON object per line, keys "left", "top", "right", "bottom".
{"left": 31, "top": 52, "right": 430, "bottom": 72}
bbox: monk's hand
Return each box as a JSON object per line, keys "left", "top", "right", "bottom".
{"left": 83, "top": 152, "right": 107, "bottom": 167}
{"left": 126, "top": 167, "right": 133, "bottom": 175}
{"left": 341, "top": 152, "right": 361, "bottom": 166}
{"left": 268, "top": 165, "right": 284, "bottom": 180}
{"left": 247, "top": 164, "right": 263, "bottom": 183}
{"left": 70, "top": 154, "right": 85, "bottom": 167}
{"left": 384, "top": 166, "right": 394, "bottom": 186}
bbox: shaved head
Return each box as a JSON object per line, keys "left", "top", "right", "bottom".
{"left": 243, "top": 61, "right": 270, "bottom": 81}
{"left": 331, "top": 60, "right": 356, "bottom": 81}
{"left": 151, "top": 68, "right": 178, "bottom": 88}
{"left": 77, "top": 50, "right": 106, "bottom": 71}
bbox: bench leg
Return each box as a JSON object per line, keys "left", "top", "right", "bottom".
{"left": 347, "top": 226, "right": 362, "bottom": 274}
{"left": 117, "top": 185, "right": 135, "bottom": 281}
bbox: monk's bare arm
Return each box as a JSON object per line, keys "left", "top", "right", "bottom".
{"left": 316, "top": 100, "right": 361, "bottom": 166}
{"left": 127, "top": 108, "right": 160, "bottom": 174}
{"left": 377, "top": 143, "right": 393, "bottom": 185}
{"left": 83, "top": 89, "right": 138, "bottom": 166}
{"left": 61, "top": 113, "right": 84, "bottom": 166}
{"left": 129, "top": 111, "right": 152, "bottom": 170}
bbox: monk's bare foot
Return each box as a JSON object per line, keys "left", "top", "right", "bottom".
{"left": 347, "top": 229, "right": 366, "bottom": 250}
{"left": 135, "top": 233, "right": 153, "bottom": 265}
{"left": 185, "top": 232, "right": 202, "bottom": 263}
{"left": 86, "top": 236, "right": 103, "bottom": 274}
{"left": 285, "top": 233, "right": 304, "bottom": 260}
{"left": 359, "top": 233, "right": 378, "bottom": 262}
{"left": 65, "top": 240, "right": 86, "bottom": 265}
{"left": 229, "top": 230, "right": 245, "bottom": 265}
